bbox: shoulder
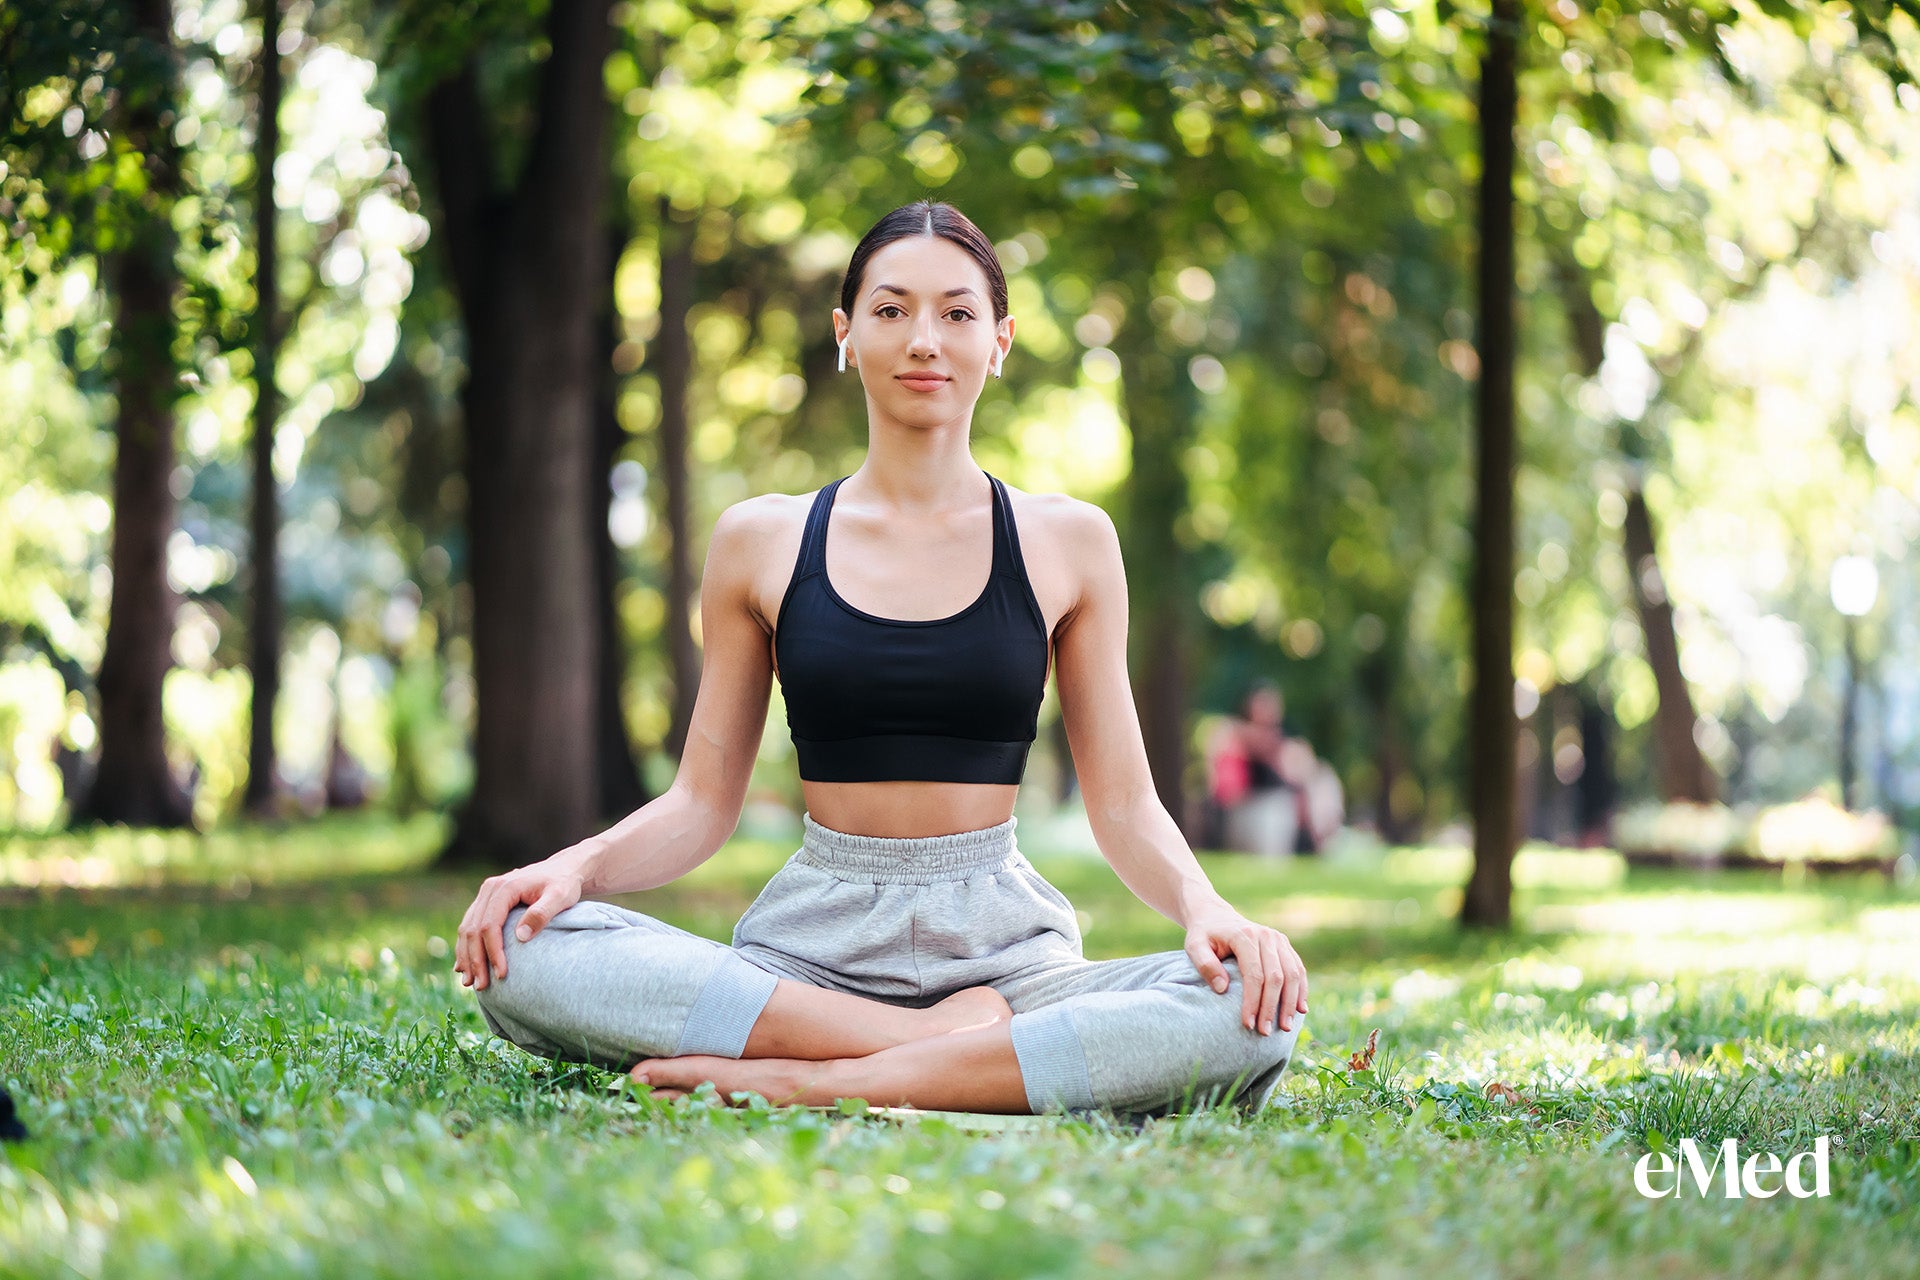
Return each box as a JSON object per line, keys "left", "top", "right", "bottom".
{"left": 704, "top": 490, "right": 817, "bottom": 582}
{"left": 712, "top": 491, "right": 809, "bottom": 541}
{"left": 999, "top": 483, "right": 1123, "bottom": 619}
{"left": 1000, "top": 483, "right": 1118, "bottom": 551}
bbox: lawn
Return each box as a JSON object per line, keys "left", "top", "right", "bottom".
{"left": 3, "top": 815, "right": 1917, "bottom": 1278}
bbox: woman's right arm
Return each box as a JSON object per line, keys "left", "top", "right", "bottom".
{"left": 455, "top": 500, "right": 779, "bottom": 991}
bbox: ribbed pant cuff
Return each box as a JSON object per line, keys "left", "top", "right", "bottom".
{"left": 675, "top": 956, "right": 781, "bottom": 1058}
{"left": 1008, "top": 1004, "right": 1095, "bottom": 1114}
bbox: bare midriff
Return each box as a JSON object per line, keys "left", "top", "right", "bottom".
{"left": 800, "top": 780, "right": 1020, "bottom": 839}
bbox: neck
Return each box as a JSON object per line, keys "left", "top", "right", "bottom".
{"left": 849, "top": 420, "right": 986, "bottom": 511}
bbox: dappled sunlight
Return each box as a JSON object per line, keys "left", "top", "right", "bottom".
{"left": 1856, "top": 905, "right": 1920, "bottom": 938}
{"left": 1251, "top": 893, "right": 1428, "bottom": 933}
{"left": 1540, "top": 927, "right": 1920, "bottom": 985}
{"left": 0, "top": 814, "right": 447, "bottom": 891}
{"left": 1381, "top": 844, "right": 1628, "bottom": 890}
{"left": 1528, "top": 891, "right": 1829, "bottom": 936}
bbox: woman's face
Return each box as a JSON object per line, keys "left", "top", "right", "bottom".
{"left": 833, "top": 234, "right": 1013, "bottom": 421}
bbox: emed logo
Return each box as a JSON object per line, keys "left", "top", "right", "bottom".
{"left": 1634, "top": 1136, "right": 1832, "bottom": 1199}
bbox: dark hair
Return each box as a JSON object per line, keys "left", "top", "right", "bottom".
{"left": 840, "top": 200, "right": 1008, "bottom": 323}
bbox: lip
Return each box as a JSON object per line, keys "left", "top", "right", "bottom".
{"left": 896, "top": 374, "right": 949, "bottom": 390}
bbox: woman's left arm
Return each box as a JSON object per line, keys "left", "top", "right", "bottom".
{"left": 1051, "top": 502, "right": 1308, "bottom": 1037}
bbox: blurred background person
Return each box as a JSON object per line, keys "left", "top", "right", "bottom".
{"left": 1206, "top": 681, "right": 1346, "bottom": 858}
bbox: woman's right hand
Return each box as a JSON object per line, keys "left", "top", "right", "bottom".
{"left": 454, "top": 860, "right": 586, "bottom": 992}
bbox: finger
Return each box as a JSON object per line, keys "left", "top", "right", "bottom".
{"left": 1186, "top": 939, "right": 1230, "bottom": 994}
{"left": 1258, "top": 933, "right": 1285, "bottom": 1035}
{"left": 516, "top": 884, "right": 570, "bottom": 942}
{"left": 1283, "top": 965, "right": 1307, "bottom": 1032}
{"left": 1237, "top": 935, "right": 1266, "bottom": 1031}
{"left": 480, "top": 904, "right": 510, "bottom": 986}
{"left": 464, "top": 879, "right": 501, "bottom": 989}
{"left": 1283, "top": 942, "right": 1309, "bottom": 1018}
{"left": 1276, "top": 946, "right": 1306, "bottom": 1031}
{"left": 454, "top": 901, "right": 479, "bottom": 986}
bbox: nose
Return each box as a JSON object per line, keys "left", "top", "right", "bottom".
{"left": 908, "top": 310, "right": 939, "bottom": 358}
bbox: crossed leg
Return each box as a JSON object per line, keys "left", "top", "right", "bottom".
{"left": 636, "top": 952, "right": 1301, "bottom": 1116}
{"left": 739, "top": 977, "right": 1013, "bottom": 1061}
{"left": 474, "top": 901, "right": 1011, "bottom": 1072}
{"left": 636, "top": 1018, "right": 1031, "bottom": 1113}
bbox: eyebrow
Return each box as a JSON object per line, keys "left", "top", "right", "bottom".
{"left": 870, "top": 284, "right": 979, "bottom": 299}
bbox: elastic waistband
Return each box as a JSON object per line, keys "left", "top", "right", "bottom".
{"left": 796, "top": 812, "right": 1022, "bottom": 884}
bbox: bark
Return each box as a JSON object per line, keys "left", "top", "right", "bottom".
{"left": 428, "top": 0, "right": 615, "bottom": 867}
{"left": 72, "top": 0, "right": 194, "bottom": 830}
{"left": 1461, "top": 0, "right": 1520, "bottom": 929}
{"left": 243, "top": 0, "right": 285, "bottom": 816}
{"left": 1622, "top": 489, "right": 1719, "bottom": 802}
{"left": 656, "top": 196, "right": 699, "bottom": 761}
{"left": 596, "top": 219, "right": 649, "bottom": 821}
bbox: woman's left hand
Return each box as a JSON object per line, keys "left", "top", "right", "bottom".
{"left": 1182, "top": 903, "right": 1309, "bottom": 1037}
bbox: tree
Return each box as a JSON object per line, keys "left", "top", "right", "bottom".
{"left": 243, "top": 0, "right": 287, "bottom": 817}
{"left": 1460, "top": 0, "right": 1522, "bottom": 928}
{"left": 393, "top": 0, "right": 617, "bottom": 866}
{"left": 2, "top": 0, "right": 198, "bottom": 827}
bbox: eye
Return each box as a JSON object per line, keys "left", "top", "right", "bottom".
{"left": 946, "top": 308, "right": 976, "bottom": 322}
{"left": 875, "top": 303, "right": 905, "bottom": 318}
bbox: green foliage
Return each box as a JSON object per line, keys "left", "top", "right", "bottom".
{"left": 5, "top": 0, "right": 1920, "bottom": 846}
{"left": 773, "top": 1, "right": 1380, "bottom": 210}
{"left": 0, "top": 0, "right": 171, "bottom": 268}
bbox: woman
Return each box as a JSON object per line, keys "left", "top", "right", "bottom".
{"left": 452, "top": 201, "right": 1309, "bottom": 1117}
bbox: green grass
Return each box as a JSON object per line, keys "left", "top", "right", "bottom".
{"left": 3, "top": 818, "right": 1918, "bottom": 1278}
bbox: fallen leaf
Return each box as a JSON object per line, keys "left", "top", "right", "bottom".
{"left": 1348, "top": 1028, "right": 1379, "bottom": 1072}
{"left": 1483, "top": 1079, "right": 1541, "bottom": 1113}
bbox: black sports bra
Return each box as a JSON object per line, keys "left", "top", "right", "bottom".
{"left": 773, "top": 471, "right": 1051, "bottom": 783}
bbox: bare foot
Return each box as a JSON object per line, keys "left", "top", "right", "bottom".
{"left": 632, "top": 1054, "right": 831, "bottom": 1106}
{"left": 629, "top": 989, "right": 1010, "bottom": 1106}
{"left": 918, "top": 985, "right": 1012, "bottom": 1038}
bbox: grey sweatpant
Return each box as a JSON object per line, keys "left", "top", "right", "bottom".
{"left": 473, "top": 813, "right": 1301, "bottom": 1116}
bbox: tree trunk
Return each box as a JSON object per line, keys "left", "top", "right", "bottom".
{"left": 656, "top": 196, "right": 699, "bottom": 761}
{"left": 1622, "top": 488, "right": 1719, "bottom": 803}
{"left": 1461, "top": 0, "right": 1520, "bottom": 929}
{"left": 73, "top": 0, "right": 193, "bottom": 831}
{"left": 428, "top": 0, "right": 615, "bottom": 867}
{"left": 597, "top": 220, "right": 649, "bottom": 821}
{"left": 244, "top": 0, "right": 285, "bottom": 817}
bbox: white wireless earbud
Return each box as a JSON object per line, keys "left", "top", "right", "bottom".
{"left": 837, "top": 336, "right": 850, "bottom": 371}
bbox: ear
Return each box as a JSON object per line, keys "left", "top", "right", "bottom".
{"left": 832, "top": 307, "right": 855, "bottom": 364}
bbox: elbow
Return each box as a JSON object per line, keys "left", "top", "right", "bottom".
{"left": 1085, "top": 788, "right": 1161, "bottom": 837}
{"left": 667, "top": 779, "right": 738, "bottom": 851}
